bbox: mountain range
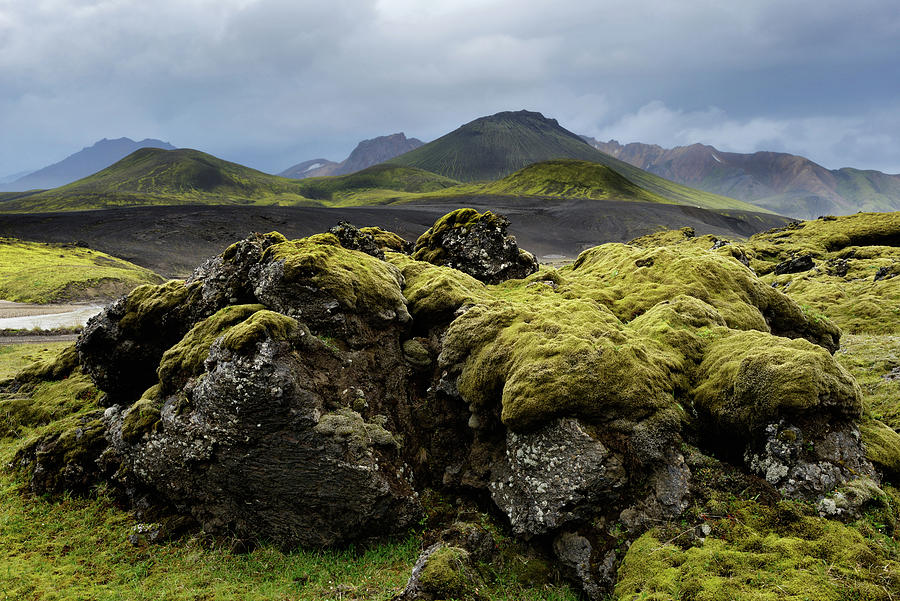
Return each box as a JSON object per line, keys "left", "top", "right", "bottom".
{"left": 584, "top": 138, "right": 900, "bottom": 219}
{"left": 279, "top": 133, "right": 423, "bottom": 179}
{"left": 1, "top": 137, "right": 176, "bottom": 191}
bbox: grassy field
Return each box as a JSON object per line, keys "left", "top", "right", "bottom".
{"left": 0, "top": 238, "right": 162, "bottom": 303}
{"left": 0, "top": 341, "right": 70, "bottom": 380}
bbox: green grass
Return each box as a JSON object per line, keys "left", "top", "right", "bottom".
{"left": 0, "top": 238, "right": 163, "bottom": 303}
{"left": 0, "top": 342, "right": 70, "bottom": 381}
{"left": 836, "top": 334, "right": 900, "bottom": 430}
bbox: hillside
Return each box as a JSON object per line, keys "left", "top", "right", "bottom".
{"left": 464, "top": 159, "right": 671, "bottom": 203}
{"left": 0, "top": 237, "right": 162, "bottom": 303}
{"left": 389, "top": 110, "right": 769, "bottom": 213}
{"left": 280, "top": 133, "right": 424, "bottom": 179}
{"left": 295, "top": 163, "right": 460, "bottom": 205}
{"left": 588, "top": 138, "right": 900, "bottom": 219}
{"left": 2, "top": 137, "right": 176, "bottom": 191}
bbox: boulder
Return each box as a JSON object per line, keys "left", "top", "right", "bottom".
{"left": 412, "top": 208, "right": 538, "bottom": 284}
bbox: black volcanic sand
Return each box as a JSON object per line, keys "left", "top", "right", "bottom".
{"left": 0, "top": 199, "right": 789, "bottom": 277}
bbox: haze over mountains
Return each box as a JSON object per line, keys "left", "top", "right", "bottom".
{"left": 584, "top": 138, "right": 900, "bottom": 219}
{"left": 0, "top": 137, "right": 176, "bottom": 191}
{"left": 279, "top": 133, "right": 423, "bottom": 179}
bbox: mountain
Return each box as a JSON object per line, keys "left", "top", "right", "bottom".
{"left": 584, "top": 138, "right": 900, "bottom": 219}
{"left": 388, "top": 110, "right": 768, "bottom": 213}
{"left": 0, "top": 147, "right": 461, "bottom": 212}
{"left": 2, "top": 137, "right": 176, "bottom": 191}
{"left": 280, "top": 133, "right": 424, "bottom": 179}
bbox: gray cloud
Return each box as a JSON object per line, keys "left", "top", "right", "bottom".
{"left": 1, "top": 0, "right": 898, "bottom": 175}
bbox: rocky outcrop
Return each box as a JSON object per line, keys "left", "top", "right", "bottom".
{"left": 8, "top": 210, "right": 893, "bottom": 599}
{"left": 412, "top": 208, "right": 538, "bottom": 284}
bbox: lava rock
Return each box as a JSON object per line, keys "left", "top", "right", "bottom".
{"left": 412, "top": 208, "right": 538, "bottom": 284}
{"left": 774, "top": 254, "right": 815, "bottom": 275}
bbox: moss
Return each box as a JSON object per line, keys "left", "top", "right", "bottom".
{"left": 412, "top": 208, "right": 505, "bottom": 265}
{"left": 359, "top": 226, "right": 409, "bottom": 252}
{"left": 313, "top": 407, "right": 398, "bottom": 450}
{"left": 418, "top": 545, "right": 481, "bottom": 599}
{"left": 121, "top": 385, "right": 163, "bottom": 444}
{"left": 443, "top": 291, "right": 679, "bottom": 432}
{"left": 835, "top": 334, "right": 900, "bottom": 430}
{"left": 119, "top": 279, "right": 203, "bottom": 332}
{"left": 691, "top": 330, "right": 861, "bottom": 436}
{"left": 261, "top": 233, "right": 408, "bottom": 319}
{"left": 562, "top": 242, "right": 839, "bottom": 352}
{"left": 157, "top": 304, "right": 264, "bottom": 392}
{"left": 222, "top": 231, "right": 286, "bottom": 262}
{"left": 14, "top": 344, "right": 79, "bottom": 383}
{"left": 860, "top": 420, "right": 900, "bottom": 480}
{"left": 743, "top": 212, "right": 900, "bottom": 334}
{"left": 387, "top": 252, "right": 491, "bottom": 320}
{"left": 220, "top": 310, "right": 299, "bottom": 354}
{"left": 402, "top": 339, "right": 431, "bottom": 367}
{"left": 0, "top": 373, "right": 100, "bottom": 437}
{"left": 614, "top": 499, "right": 900, "bottom": 601}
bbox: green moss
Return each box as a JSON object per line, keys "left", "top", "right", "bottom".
{"left": 836, "top": 334, "right": 900, "bottom": 429}
{"left": 157, "top": 304, "right": 264, "bottom": 391}
{"left": 14, "top": 343, "right": 79, "bottom": 383}
{"left": 222, "top": 231, "right": 287, "bottom": 261}
{"left": 262, "top": 234, "right": 409, "bottom": 319}
{"left": 691, "top": 330, "right": 861, "bottom": 436}
{"left": 743, "top": 212, "right": 900, "bottom": 334}
{"left": 561, "top": 242, "right": 840, "bottom": 353}
{"left": 121, "top": 385, "right": 163, "bottom": 444}
{"left": 614, "top": 499, "right": 900, "bottom": 601}
{"left": 0, "top": 341, "right": 71, "bottom": 381}
{"left": 860, "top": 420, "right": 900, "bottom": 479}
{"left": 412, "top": 208, "right": 506, "bottom": 265}
{"left": 0, "top": 373, "right": 100, "bottom": 437}
{"left": 402, "top": 339, "right": 431, "bottom": 367}
{"left": 443, "top": 291, "right": 679, "bottom": 432}
{"left": 358, "top": 226, "right": 410, "bottom": 252}
{"left": 120, "top": 279, "right": 203, "bottom": 332}
{"left": 418, "top": 546, "right": 481, "bottom": 599}
{"left": 387, "top": 252, "right": 491, "bottom": 319}
{"left": 313, "top": 407, "right": 398, "bottom": 450}
{"left": 220, "top": 310, "right": 299, "bottom": 354}
{"left": 0, "top": 237, "right": 163, "bottom": 303}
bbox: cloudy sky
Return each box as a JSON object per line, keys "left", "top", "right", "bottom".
{"left": 1, "top": 0, "right": 899, "bottom": 176}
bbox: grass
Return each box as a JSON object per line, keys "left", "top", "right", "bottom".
{"left": 0, "top": 238, "right": 163, "bottom": 303}
{"left": 836, "top": 334, "right": 900, "bottom": 430}
{"left": 0, "top": 342, "right": 70, "bottom": 381}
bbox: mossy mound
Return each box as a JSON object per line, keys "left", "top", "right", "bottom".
{"left": 692, "top": 330, "right": 861, "bottom": 436}
{"left": 259, "top": 233, "right": 409, "bottom": 320}
{"left": 562, "top": 242, "right": 839, "bottom": 352}
{"left": 387, "top": 252, "right": 491, "bottom": 320}
{"left": 861, "top": 420, "right": 900, "bottom": 480}
{"left": 745, "top": 212, "right": 900, "bottom": 334}
{"left": 359, "top": 226, "right": 411, "bottom": 253}
{"left": 614, "top": 499, "right": 900, "bottom": 601}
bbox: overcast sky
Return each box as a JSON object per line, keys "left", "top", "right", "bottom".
{"left": 1, "top": 0, "right": 899, "bottom": 176}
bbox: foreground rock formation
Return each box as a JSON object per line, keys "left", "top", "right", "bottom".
{"left": 5, "top": 209, "right": 900, "bottom": 599}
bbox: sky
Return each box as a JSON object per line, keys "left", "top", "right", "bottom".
{"left": 1, "top": 0, "right": 899, "bottom": 176}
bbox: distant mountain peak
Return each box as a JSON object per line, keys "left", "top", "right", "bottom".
{"left": 280, "top": 132, "right": 424, "bottom": 179}
{"left": 3, "top": 137, "right": 177, "bottom": 191}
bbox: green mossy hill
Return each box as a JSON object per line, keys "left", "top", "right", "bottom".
{"left": 412, "top": 208, "right": 507, "bottom": 264}
{"left": 294, "top": 164, "right": 461, "bottom": 205}
{"left": 12, "top": 344, "right": 79, "bottom": 383}
{"left": 262, "top": 233, "right": 409, "bottom": 319}
{"left": 469, "top": 159, "right": 671, "bottom": 203}
{"left": 614, "top": 497, "right": 900, "bottom": 601}
{"left": 0, "top": 237, "right": 163, "bottom": 303}
{"left": 388, "top": 110, "right": 769, "bottom": 212}
{"left": 119, "top": 279, "right": 204, "bottom": 332}
{"left": 220, "top": 309, "right": 300, "bottom": 354}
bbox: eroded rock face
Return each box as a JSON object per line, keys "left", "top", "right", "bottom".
{"left": 412, "top": 208, "right": 538, "bottom": 284}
